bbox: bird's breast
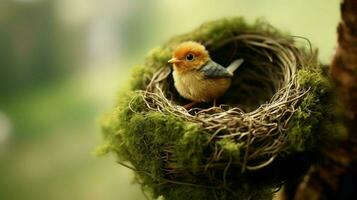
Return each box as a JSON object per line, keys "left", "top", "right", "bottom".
{"left": 173, "top": 70, "right": 231, "bottom": 102}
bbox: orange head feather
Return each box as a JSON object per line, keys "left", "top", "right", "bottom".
{"left": 168, "top": 41, "right": 209, "bottom": 73}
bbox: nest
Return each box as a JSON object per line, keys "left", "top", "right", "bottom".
{"left": 100, "top": 18, "right": 340, "bottom": 200}
{"left": 141, "top": 34, "right": 308, "bottom": 173}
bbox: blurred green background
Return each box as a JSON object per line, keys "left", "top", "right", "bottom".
{"left": 0, "top": 0, "right": 339, "bottom": 199}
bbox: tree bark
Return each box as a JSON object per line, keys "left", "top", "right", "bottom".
{"left": 288, "top": 1, "right": 357, "bottom": 199}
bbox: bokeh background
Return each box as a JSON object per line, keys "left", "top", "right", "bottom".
{"left": 0, "top": 0, "right": 340, "bottom": 199}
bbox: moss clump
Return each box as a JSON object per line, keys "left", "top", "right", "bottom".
{"left": 99, "top": 17, "right": 343, "bottom": 200}
{"left": 287, "top": 67, "right": 344, "bottom": 152}
{"left": 216, "top": 138, "right": 244, "bottom": 159}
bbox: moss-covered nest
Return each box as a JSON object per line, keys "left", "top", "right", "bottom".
{"left": 100, "top": 17, "right": 342, "bottom": 200}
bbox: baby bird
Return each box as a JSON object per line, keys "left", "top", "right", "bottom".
{"left": 168, "top": 41, "right": 243, "bottom": 109}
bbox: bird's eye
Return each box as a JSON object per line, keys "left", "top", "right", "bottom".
{"left": 186, "top": 53, "right": 194, "bottom": 61}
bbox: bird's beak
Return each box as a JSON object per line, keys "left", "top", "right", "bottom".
{"left": 168, "top": 58, "right": 181, "bottom": 64}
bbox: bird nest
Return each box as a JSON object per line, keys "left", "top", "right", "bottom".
{"left": 100, "top": 18, "right": 338, "bottom": 200}
{"left": 142, "top": 34, "right": 307, "bottom": 173}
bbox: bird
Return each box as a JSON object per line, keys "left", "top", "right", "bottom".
{"left": 168, "top": 41, "right": 244, "bottom": 109}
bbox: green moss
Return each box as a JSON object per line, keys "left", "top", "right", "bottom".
{"left": 145, "top": 47, "right": 172, "bottom": 70}
{"left": 217, "top": 138, "right": 244, "bottom": 159}
{"left": 99, "top": 17, "right": 343, "bottom": 200}
{"left": 175, "top": 124, "right": 209, "bottom": 174}
{"left": 286, "top": 68, "right": 343, "bottom": 152}
{"left": 130, "top": 65, "right": 152, "bottom": 90}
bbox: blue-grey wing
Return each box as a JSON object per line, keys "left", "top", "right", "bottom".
{"left": 199, "top": 60, "right": 233, "bottom": 78}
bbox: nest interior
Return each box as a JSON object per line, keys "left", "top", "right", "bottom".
{"left": 99, "top": 17, "right": 343, "bottom": 200}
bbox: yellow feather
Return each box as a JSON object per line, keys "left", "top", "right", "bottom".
{"left": 173, "top": 70, "right": 231, "bottom": 102}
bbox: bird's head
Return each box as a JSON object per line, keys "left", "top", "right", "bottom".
{"left": 168, "top": 41, "right": 209, "bottom": 73}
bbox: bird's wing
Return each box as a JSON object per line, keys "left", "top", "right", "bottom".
{"left": 199, "top": 60, "right": 233, "bottom": 78}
